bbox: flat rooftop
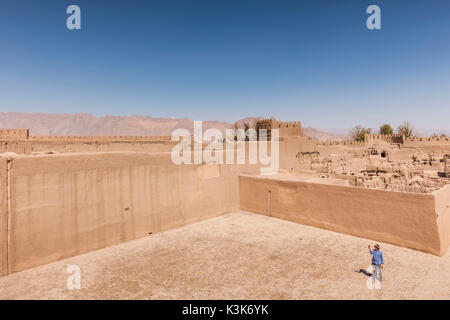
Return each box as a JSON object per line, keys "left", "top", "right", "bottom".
{"left": 0, "top": 211, "right": 449, "bottom": 299}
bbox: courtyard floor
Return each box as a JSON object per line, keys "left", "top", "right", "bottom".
{"left": 0, "top": 211, "right": 449, "bottom": 299}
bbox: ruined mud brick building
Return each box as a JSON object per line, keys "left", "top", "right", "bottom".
{"left": 0, "top": 123, "right": 449, "bottom": 277}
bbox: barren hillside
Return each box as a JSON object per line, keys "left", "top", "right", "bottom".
{"left": 0, "top": 112, "right": 342, "bottom": 141}
{"left": 302, "top": 127, "right": 348, "bottom": 142}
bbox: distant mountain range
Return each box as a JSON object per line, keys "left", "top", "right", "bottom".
{"left": 302, "top": 127, "right": 348, "bottom": 142}
{"left": 0, "top": 112, "right": 349, "bottom": 142}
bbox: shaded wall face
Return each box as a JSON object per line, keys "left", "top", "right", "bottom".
{"left": 239, "top": 175, "right": 445, "bottom": 255}
{"left": 0, "top": 141, "right": 177, "bottom": 155}
{"left": 0, "top": 158, "right": 7, "bottom": 276}
{"left": 435, "top": 185, "right": 450, "bottom": 256}
{"left": 6, "top": 153, "right": 258, "bottom": 273}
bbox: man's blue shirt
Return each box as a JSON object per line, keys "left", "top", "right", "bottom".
{"left": 371, "top": 250, "right": 384, "bottom": 265}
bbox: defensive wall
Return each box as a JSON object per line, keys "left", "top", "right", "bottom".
{"left": 365, "top": 133, "right": 450, "bottom": 149}
{"left": 0, "top": 129, "right": 29, "bottom": 140}
{"left": 316, "top": 142, "right": 367, "bottom": 158}
{"left": 0, "top": 151, "right": 263, "bottom": 275}
{"left": 320, "top": 134, "right": 450, "bottom": 158}
{"left": 364, "top": 134, "right": 404, "bottom": 145}
{"left": 404, "top": 136, "right": 450, "bottom": 154}
{"left": 256, "top": 119, "right": 302, "bottom": 141}
{"left": 0, "top": 158, "right": 6, "bottom": 277}
{"left": 239, "top": 175, "right": 450, "bottom": 256}
{"left": 0, "top": 131, "right": 174, "bottom": 155}
{"left": 404, "top": 136, "right": 450, "bottom": 146}
{"left": 318, "top": 141, "right": 364, "bottom": 146}
{"left": 0, "top": 135, "right": 318, "bottom": 275}
{"left": 0, "top": 140, "right": 177, "bottom": 155}
{"left": 0, "top": 129, "right": 170, "bottom": 142}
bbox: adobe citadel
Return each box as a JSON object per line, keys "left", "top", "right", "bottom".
{"left": 0, "top": 120, "right": 449, "bottom": 276}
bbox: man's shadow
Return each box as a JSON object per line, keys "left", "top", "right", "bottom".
{"left": 355, "top": 269, "right": 373, "bottom": 277}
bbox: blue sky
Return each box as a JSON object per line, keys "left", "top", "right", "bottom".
{"left": 0, "top": 0, "right": 449, "bottom": 130}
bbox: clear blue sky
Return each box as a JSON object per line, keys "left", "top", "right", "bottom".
{"left": 1, "top": 0, "right": 449, "bottom": 129}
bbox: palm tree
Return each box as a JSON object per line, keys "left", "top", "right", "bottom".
{"left": 244, "top": 122, "right": 256, "bottom": 141}
{"left": 397, "top": 121, "right": 414, "bottom": 138}
{"left": 231, "top": 122, "right": 245, "bottom": 141}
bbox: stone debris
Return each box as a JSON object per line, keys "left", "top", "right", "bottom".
{"left": 298, "top": 148, "right": 450, "bottom": 193}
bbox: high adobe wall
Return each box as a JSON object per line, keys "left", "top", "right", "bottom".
{"left": 239, "top": 175, "right": 450, "bottom": 256}
{"left": 0, "top": 137, "right": 175, "bottom": 155}
{"left": 0, "top": 129, "right": 29, "bottom": 141}
{"left": 0, "top": 152, "right": 261, "bottom": 274}
{"left": 319, "top": 140, "right": 365, "bottom": 146}
{"left": 0, "top": 129, "right": 173, "bottom": 155}
{"left": 364, "top": 134, "right": 404, "bottom": 145}
{"left": 404, "top": 136, "right": 450, "bottom": 148}
{"left": 364, "top": 133, "right": 450, "bottom": 150}
{"left": 0, "top": 136, "right": 317, "bottom": 275}
{"left": 0, "top": 158, "right": 7, "bottom": 276}
{"left": 0, "top": 130, "right": 171, "bottom": 142}
{"left": 0, "top": 141, "right": 178, "bottom": 155}
{"left": 27, "top": 135, "right": 172, "bottom": 142}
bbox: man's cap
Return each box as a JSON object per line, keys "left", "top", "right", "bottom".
{"left": 374, "top": 244, "right": 380, "bottom": 249}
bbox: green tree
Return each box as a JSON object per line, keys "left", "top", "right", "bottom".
{"left": 379, "top": 124, "right": 394, "bottom": 135}
{"left": 397, "top": 121, "right": 415, "bottom": 138}
{"left": 350, "top": 125, "right": 371, "bottom": 142}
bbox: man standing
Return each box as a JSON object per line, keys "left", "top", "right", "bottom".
{"left": 368, "top": 244, "right": 384, "bottom": 284}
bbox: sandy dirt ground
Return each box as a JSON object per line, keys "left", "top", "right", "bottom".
{"left": 0, "top": 211, "right": 449, "bottom": 300}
